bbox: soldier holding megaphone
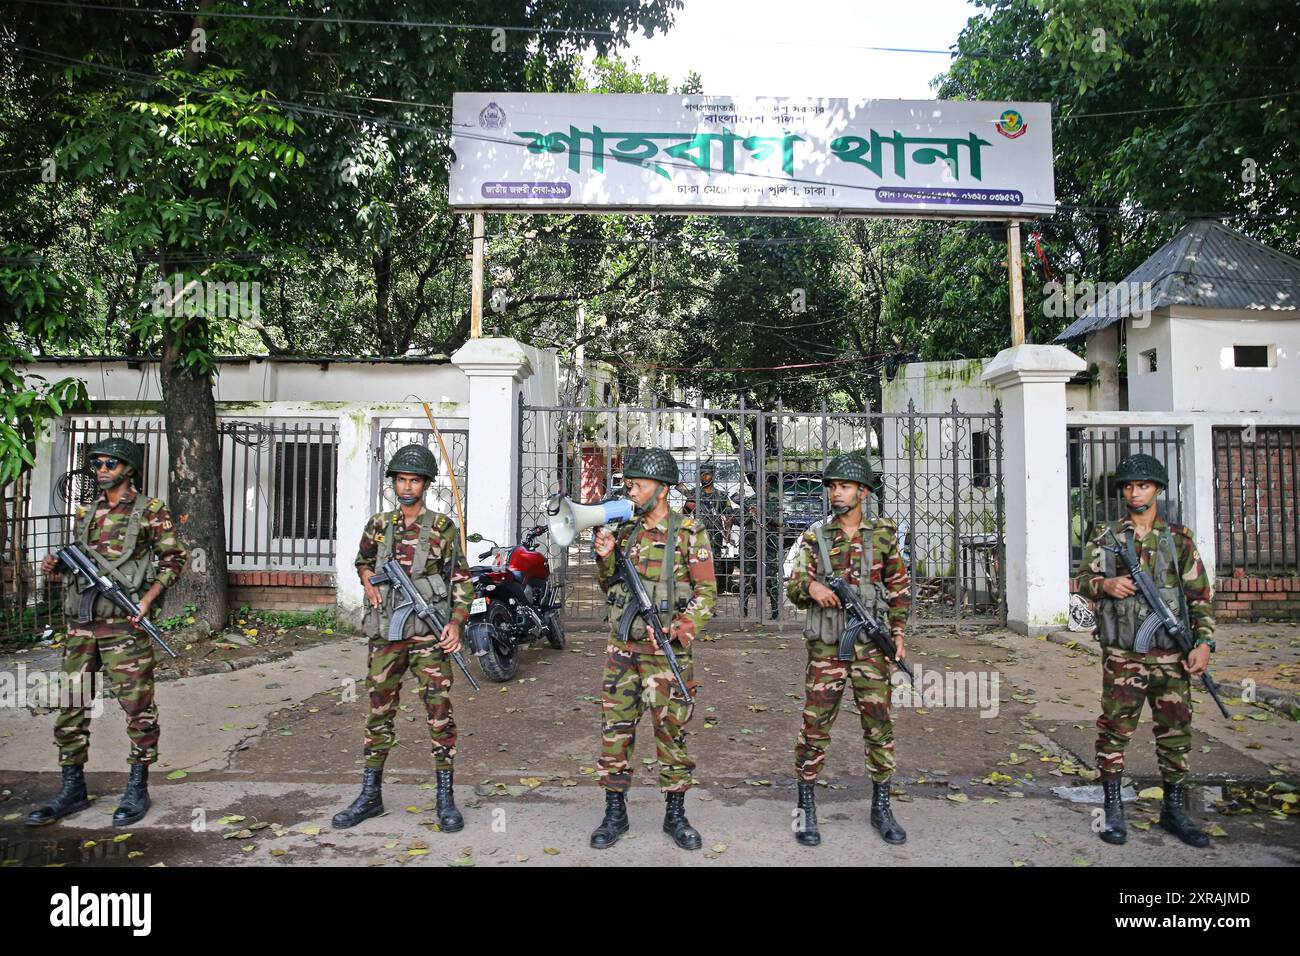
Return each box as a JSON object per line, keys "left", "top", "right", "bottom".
{"left": 552, "top": 447, "right": 717, "bottom": 852}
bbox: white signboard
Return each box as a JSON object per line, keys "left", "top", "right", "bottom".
{"left": 450, "top": 93, "right": 1054, "bottom": 218}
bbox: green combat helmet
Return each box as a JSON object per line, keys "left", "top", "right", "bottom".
{"left": 822, "top": 451, "right": 881, "bottom": 492}
{"left": 1113, "top": 453, "right": 1168, "bottom": 488}
{"left": 386, "top": 443, "right": 438, "bottom": 480}
{"left": 623, "top": 447, "right": 680, "bottom": 485}
{"left": 86, "top": 437, "right": 144, "bottom": 488}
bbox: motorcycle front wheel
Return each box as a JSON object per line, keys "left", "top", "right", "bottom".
{"left": 544, "top": 608, "right": 566, "bottom": 649}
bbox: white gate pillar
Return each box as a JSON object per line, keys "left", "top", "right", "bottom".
{"left": 452, "top": 337, "right": 533, "bottom": 548}
{"left": 982, "top": 344, "right": 1087, "bottom": 635}
{"left": 334, "top": 408, "right": 374, "bottom": 612}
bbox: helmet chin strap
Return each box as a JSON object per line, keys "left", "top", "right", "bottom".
{"left": 395, "top": 478, "right": 427, "bottom": 507}
{"left": 633, "top": 483, "right": 665, "bottom": 517}
{"left": 1126, "top": 501, "right": 1152, "bottom": 514}
{"left": 97, "top": 469, "right": 130, "bottom": 491}
{"left": 831, "top": 487, "right": 862, "bottom": 516}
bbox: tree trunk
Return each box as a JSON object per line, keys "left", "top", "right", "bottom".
{"left": 159, "top": 337, "right": 229, "bottom": 631}
{"left": 373, "top": 245, "right": 394, "bottom": 352}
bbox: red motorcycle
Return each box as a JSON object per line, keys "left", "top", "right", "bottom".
{"left": 464, "top": 525, "right": 565, "bottom": 681}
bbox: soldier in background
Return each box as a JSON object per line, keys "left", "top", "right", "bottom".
{"left": 333, "top": 444, "right": 473, "bottom": 833}
{"left": 677, "top": 459, "right": 735, "bottom": 559}
{"left": 589, "top": 448, "right": 717, "bottom": 851}
{"left": 27, "top": 438, "right": 187, "bottom": 828}
{"left": 1074, "top": 454, "right": 1214, "bottom": 848}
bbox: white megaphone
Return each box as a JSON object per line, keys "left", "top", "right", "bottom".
{"left": 547, "top": 494, "right": 635, "bottom": 547}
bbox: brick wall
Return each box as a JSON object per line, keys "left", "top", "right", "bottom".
{"left": 1215, "top": 573, "right": 1300, "bottom": 621}
{"left": 228, "top": 570, "right": 336, "bottom": 611}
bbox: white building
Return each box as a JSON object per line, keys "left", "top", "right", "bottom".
{"left": 1055, "top": 219, "right": 1300, "bottom": 412}
{"left": 884, "top": 222, "right": 1300, "bottom": 626}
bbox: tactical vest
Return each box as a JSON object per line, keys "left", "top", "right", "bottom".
{"left": 63, "top": 494, "right": 155, "bottom": 620}
{"left": 804, "top": 521, "right": 891, "bottom": 644}
{"left": 1096, "top": 524, "right": 1185, "bottom": 653}
{"left": 367, "top": 508, "right": 452, "bottom": 640}
{"left": 605, "top": 513, "right": 696, "bottom": 631}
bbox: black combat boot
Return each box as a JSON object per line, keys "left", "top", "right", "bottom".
{"left": 1099, "top": 777, "right": 1127, "bottom": 845}
{"left": 332, "top": 767, "right": 384, "bottom": 829}
{"left": 435, "top": 769, "right": 464, "bottom": 833}
{"left": 589, "top": 789, "right": 629, "bottom": 849}
{"left": 1159, "top": 783, "right": 1210, "bottom": 848}
{"left": 24, "top": 764, "right": 90, "bottom": 826}
{"left": 870, "top": 779, "right": 907, "bottom": 845}
{"left": 662, "top": 791, "right": 702, "bottom": 850}
{"left": 112, "top": 764, "right": 150, "bottom": 827}
{"left": 795, "top": 781, "right": 821, "bottom": 846}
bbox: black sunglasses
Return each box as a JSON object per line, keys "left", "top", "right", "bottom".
{"left": 89, "top": 458, "right": 122, "bottom": 471}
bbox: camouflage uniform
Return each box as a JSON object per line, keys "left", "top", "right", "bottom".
{"left": 1075, "top": 517, "right": 1215, "bottom": 784}
{"left": 787, "top": 515, "right": 910, "bottom": 783}
{"left": 740, "top": 486, "right": 784, "bottom": 618}
{"left": 594, "top": 512, "right": 716, "bottom": 792}
{"left": 56, "top": 486, "right": 186, "bottom": 767}
{"left": 355, "top": 507, "right": 473, "bottom": 771}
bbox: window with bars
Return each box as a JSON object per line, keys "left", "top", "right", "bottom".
{"left": 272, "top": 441, "right": 337, "bottom": 540}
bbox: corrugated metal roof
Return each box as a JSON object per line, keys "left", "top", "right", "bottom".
{"left": 1055, "top": 220, "right": 1300, "bottom": 341}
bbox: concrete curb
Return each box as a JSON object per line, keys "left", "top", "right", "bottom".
{"left": 1046, "top": 629, "right": 1299, "bottom": 714}
{"left": 158, "top": 649, "right": 294, "bottom": 682}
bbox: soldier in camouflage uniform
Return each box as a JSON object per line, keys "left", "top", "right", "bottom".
{"left": 332, "top": 444, "right": 474, "bottom": 832}
{"left": 1074, "top": 453, "right": 1214, "bottom": 848}
{"left": 739, "top": 472, "right": 784, "bottom": 619}
{"left": 27, "top": 438, "right": 187, "bottom": 828}
{"left": 677, "top": 459, "right": 734, "bottom": 558}
{"left": 589, "top": 447, "right": 717, "bottom": 851}
{"left": 786, "top": 452, "right": 910, "bottom": 847}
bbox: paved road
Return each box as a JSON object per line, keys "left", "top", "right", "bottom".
{"left": 2, "top": 622, "right": 1296, "bottom": 866}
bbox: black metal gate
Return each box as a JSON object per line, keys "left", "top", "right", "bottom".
{"left": 518, "top": 396, "right": 1004, "bottom": 627}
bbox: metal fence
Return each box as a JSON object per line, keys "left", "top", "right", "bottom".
{"left": 223, "top": 419, "right": 339, "bottom": 569}
{"left": 0, "top": 510, "right": 67, "bottom": 643}
{"left": 63, "top": 416, "right": 340, "bottom": 570}
{"left": 1066, "top": 425, "right": 1185, "bottom": 570}
{"left": 1213, "top": 426, "right": 1300, "bottom": 575}
{"left": 518, "top": 396, "right": 1004, "bottom": 626}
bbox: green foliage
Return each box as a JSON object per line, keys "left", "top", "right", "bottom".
{"left": 0, "top": 248, "right": 90, "bottom": 484}
{"left": 248, "top": 607, "right": 338, "bottom": 631}
{"left": 2, "top": 0, "right": 1295, "bottom": 440}
{"left": 158, "top": 603, "right": 199, "bottom": 631}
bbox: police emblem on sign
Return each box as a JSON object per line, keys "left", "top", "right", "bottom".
{"left": 995, "top": 109, "right": 1027, "bottom": 139}
{"left": 479, "top": 102, "right": 506, "bottom": 130}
